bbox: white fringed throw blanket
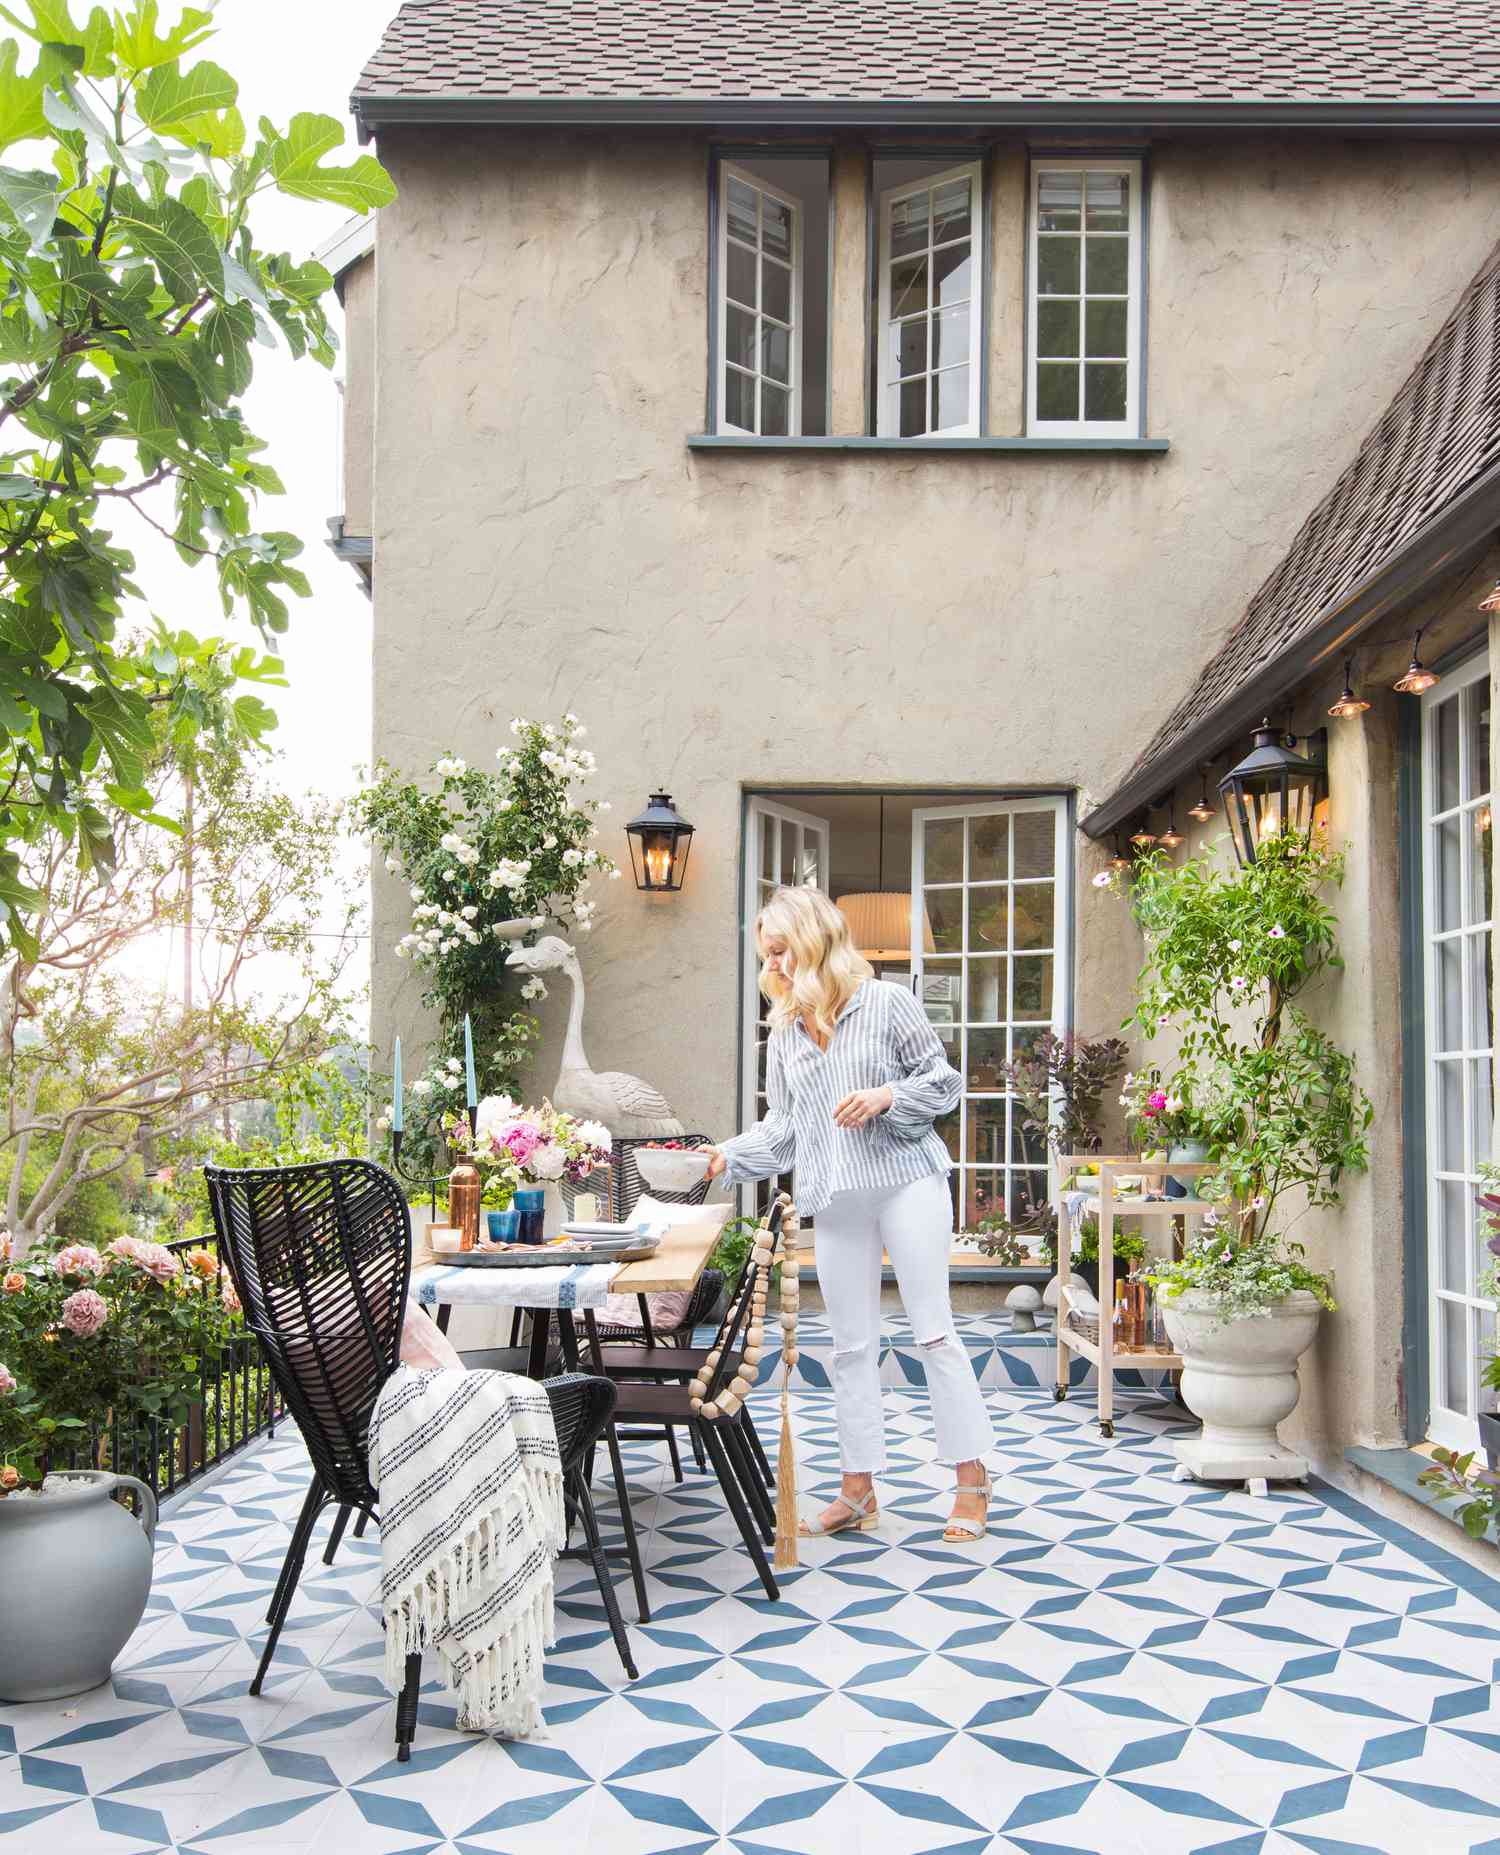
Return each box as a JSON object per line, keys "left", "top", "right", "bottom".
{"left": 368, "top": 1366, "right": 564, "bottom": 1736}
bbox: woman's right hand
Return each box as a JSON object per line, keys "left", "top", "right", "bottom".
{"left": 702, "top": 1147, "right": 727, "bottom": 1180}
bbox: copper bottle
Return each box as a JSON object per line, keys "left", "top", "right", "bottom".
{"left": 448, "top": 1160, "right": 482, "bottom": 1251}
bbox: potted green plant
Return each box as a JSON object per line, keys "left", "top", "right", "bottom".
{"left": 0, "top": 1232, "right": 241, "bottom": 1699}
{"left": 1128, "top": 834, "right": 1371, "bottom": 1485}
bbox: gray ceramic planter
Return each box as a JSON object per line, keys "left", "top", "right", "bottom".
{"left": 0, "top": 1470, "right": 158, "bottom": 1700}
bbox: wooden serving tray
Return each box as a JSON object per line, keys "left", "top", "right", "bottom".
{"left": 438, "top": 1240, "right": 659, "bottom": 1268}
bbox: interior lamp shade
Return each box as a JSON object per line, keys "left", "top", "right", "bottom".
{"left": 836, "top": 892, "right": 937, "bottom": 963}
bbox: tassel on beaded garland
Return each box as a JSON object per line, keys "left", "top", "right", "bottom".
{"left": 773, "top": 1201, "right": 801, "bottom": 1570}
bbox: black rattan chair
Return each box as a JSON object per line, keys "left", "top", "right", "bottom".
{"left": 205, "top": 1159, "right": 635, "bottom": 1759}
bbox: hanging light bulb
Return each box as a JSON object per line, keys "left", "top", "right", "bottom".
{"left": 1393, "top": 628, "right": 1440, "bottom": 695}
{"left": 1187, "top": 765, "right": 1216, "bottom": 823}
{"left": 1328, "top": 656, "right": 1371, "bottom": 719}
{"left": 1157, "top": 804, "right": 1184, "bottom": 850}
{"left": 1110, "top": 836, "right": 1131, "bottom": 873}
{"left": 1129, "top": 817, "right": 1157, "bottom": 848}
{"left": 1479, "top": 581, "right": 1500, "bottom": 613}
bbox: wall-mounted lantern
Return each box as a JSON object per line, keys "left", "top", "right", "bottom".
{"left": 626, "top": 791, "right": 695, "bottom": 892}
{"left": 1218, "top": 722, "right": 1328, "bottom": 868}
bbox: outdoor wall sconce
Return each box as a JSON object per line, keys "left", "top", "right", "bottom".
{"left": 1393, "top": 628, "right": 1440, "bottom": 695}
{"left": 1186, "top": 766, "right": 1216, "bottom": 823}
{"left": 625, "top": 791, "right": 695, "bottom": 892}
{"left": 1219, "top": 721, "right": 1328, "bottom": 868}
{"left": 1328, "top": 657, "right": 1372, "bottom": 718}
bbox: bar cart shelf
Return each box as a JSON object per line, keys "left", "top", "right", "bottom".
{"left": 1054, "top": 1155, "right": 1215, "bottom": 1439}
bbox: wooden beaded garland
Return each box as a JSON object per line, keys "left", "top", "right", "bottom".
{"left": 689, "top": 1396, "right": 703, "bottom": 1412}
{"left": 700, "top": 1400, "right": 719, "bottom": 1419}
{"left": 730, "top": 1373, "right": 752, "bottom": 1398}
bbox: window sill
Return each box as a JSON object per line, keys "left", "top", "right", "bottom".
{"left": 687, "top": 434, "right": 1170, "bottom": 455}
{"left": 1345, "top": 1444, "right": 1498, "bottom": 1546}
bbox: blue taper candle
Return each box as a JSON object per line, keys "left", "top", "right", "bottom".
{"left": 391, "top": 1036, "right": 403, "bottom": 1133}
{"left": 464, "top": 1014, "right": 477, "bottom": 1107}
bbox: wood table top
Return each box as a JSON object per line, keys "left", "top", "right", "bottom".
{"left": 609, "top": 1220, "right": 723, "bottom": 1295}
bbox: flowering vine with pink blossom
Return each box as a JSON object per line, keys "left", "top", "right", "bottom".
{"left": 0, "top": 1229, "right": 243, "bottom": 1489}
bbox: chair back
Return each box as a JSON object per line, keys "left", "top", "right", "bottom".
{"left": 701, "top": 1198, "right": 784, "bottom": 1406}
{"left": 204, "top": 1158, "right": 410, "bottom": 1507}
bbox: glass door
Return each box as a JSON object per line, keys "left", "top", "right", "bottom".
{"left": 1422, "top": 652, "right": 1495, "bottom": 1451}
{"left": 740, "top": 800, "right": 831, "bottom": 1195}
{"left": 910, "top": 799, "right": 1070, "bottom": 1227}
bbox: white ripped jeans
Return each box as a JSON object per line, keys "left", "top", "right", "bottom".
{"left": 813, "top": 1171, "right": 994, "bottom": 1474}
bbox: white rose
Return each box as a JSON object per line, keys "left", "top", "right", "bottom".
{"left": 562, "top": 847, "right": 583, "bottom": 867}
{"left": 475, "top": 1094, "right": 519, "bottom": 1140}
{"left": 577, "top": 1120, "right": 613, "bottom": 1153}
{"left": 527, "top": 1142, "right": 566, "bottom": 1182}
{"left": 409, "top": 885, "right": 423, "bottom": 901}
{"left": 411, "top": 1080, "right": 432, "bottom": 1097}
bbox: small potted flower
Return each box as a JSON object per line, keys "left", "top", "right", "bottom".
{"left": 1118, "top": 1068, "right": 1227, "bottom": 1194}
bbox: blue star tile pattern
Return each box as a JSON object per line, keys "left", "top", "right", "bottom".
{"left": 4, "top": 1321, "right": 1500, "bottom": 1854}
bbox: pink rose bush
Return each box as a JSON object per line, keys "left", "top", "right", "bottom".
{"left": 59, "top": 1289, "right": 108, "bottom": 1337}
{"left": 0, "top": 1363, "right": 15, "bottom": 1396}
{"left": 107, "top": 1235, "right": 182, "bottom": 1281}
{"left": 53, "top": 1245, "right": 107, "bottom": 1279}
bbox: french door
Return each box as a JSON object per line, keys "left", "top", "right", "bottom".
{"left": 740, "top": 798, "right": 831, "bottom": 1160}
{"left": 910, "top": 799, "right": 1070, "bottom": 1228}
{"left": 1421, "top": 652, "right": 1495, "bottom": 1451}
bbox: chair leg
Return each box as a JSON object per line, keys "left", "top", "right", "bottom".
{"left": 322, "top": 1503, "right": 352, "bottom": 1566}
{"left": 741, "top": 1407, "right": 775, "bottom": 1488}
{"left": 574, "top": 1474, "right": 638, "bottom": 1681}
{"left": 353, "top": 1509, "right": 371, "bottom": 1539}
{"left": 724, "top": 1414, "right": 775, "bottom": 1543}
{"left": 602, "top": 1421, "right": 651, "bottom": 1624}
{"left": 266, "top": 1479, "right": 323, "bottom": 1623}
{"left": 394, "top": 1652, "right": 423, "bottom": 1762}
{"left": 687, "top": 1417, "right": 708, "bottom": 1474}
{"left": 663, "top": 1423, "right": 684, "bottom": 1485}
{"left": 700, "top": 1421, "right": 779, "bottom": 1602}
{"left": 252, "top": 1479, "right": 324, "bottom": 1696}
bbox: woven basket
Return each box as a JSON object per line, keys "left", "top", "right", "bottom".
{"left": 1066, "top": 1308, "right": 1101, "bottom": 1345}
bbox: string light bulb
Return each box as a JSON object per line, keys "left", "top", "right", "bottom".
{"left": 1129, "top": 820, "right": 1157, "bottom": 848}
{"left": 1157, "top": 805, "right": 1184, "bottom": 850}
{"left": 1187, "top": 766, "right": 1216, "bottom": 823}
{"left": 1393, "top": 628, "right": 1440, "bottom": 695}
{"left": 1110, "top": 836, "right": 1131, "bottom": 873}
{"left": 1328, "top": 657, "right": 1371, "bottom": 719}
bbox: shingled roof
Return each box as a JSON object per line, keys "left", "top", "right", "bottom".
{"left": 352, "top": 0, "right": 1500, "bottom": 129}
{"left": 1084, "top": 241, "right": 1500, "bottom": 838}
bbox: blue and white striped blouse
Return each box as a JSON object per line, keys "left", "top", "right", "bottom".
{"left": 718, "top": 979, "right": 962, "bottom": 1215}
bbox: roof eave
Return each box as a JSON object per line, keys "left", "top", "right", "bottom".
{"left": 350, "top": 93, "right": 1500, "bottom": 143}
{"left": 1080, "top": 458, "right": 1500, "bottom": 840}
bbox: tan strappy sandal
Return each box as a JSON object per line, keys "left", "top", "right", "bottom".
{"left": 799, "top": 1488, "right": 879, "bottom": 1537}
{"left": 943, "top": 1469, "right": 993, "bottom": 1543}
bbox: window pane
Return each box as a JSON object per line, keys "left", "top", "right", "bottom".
{"left": 967, "top": 956, "right": 1006, "bottom": 1023}
{"left": 932, "top": 240, "right": 971, "bottom": 306}
{"left": 725, "top": 304, "right": 756, "bottom": 370}
{"left": 1085, "top": 171, "right": 1129, "bottom": 231}
{"left": 1012, "top": 883, "right": 1055, "bottom": 950}
{"left": 724, "top": 366, "right": 756, "bottom": 431}
{"left": 1470, "top": 1055, "right": 1492, "bottom": 1177}
{"left": 761, "top": 319, "right": 790, "bottom": 384}
{"left": 1012, "top": 955, "right": 1053, "bottom": 1021}
{"left": 890, "top": 190, "right": 930, "bottom": 257}
{"left": 1037, "top": 237, "right": 1081, "bottom": 295}
{"left": 726, "top": 177, "right": 758, "bottom": 246}
{"left": 892, "top": 315, "right": 927, "bottom": 377}
{"left": 1437, "top": 1057, "right": 1464, "bottom": 1171}
{"left": 1441, "top": 1179, "right": 1470, "bottom": 1292}
{"left": 760, "top": 382, "right": 790, "bottom": 437}
{"left": 1471, "top": 804, "right": 1493, "bottom": 926}
{"left": 1443, "top": 1298, "right": 1471, "bottom": 1416}
{"left": 966, "top": 1171, "right": 1007, "bottom": 1227}
{"left": 1084, "top": 362, "right": 1127, "bottom": 423}
{"left": 925, "top": 817, "right": 964, "bottom": 882}
{"left": 1038, "top": 171, "right": 1082, "bottom": 231}
{"left": 1086, "top": 237, "right": 1129, "bottom": 295}
{"left": 761, "top": 258, "right": 791, "bottom": 324}
{"left": 1468, "top": 930, "right": 1494, "bottom": 1050}
{"left": 933, "top": 303, "right": 970, "bottom": 367}
{"left": 725, "top": 240, "right": 756, "bottom": 309}
{"left": 926, "top": 888, "right": 962, "bottom": 951}
{"left": 968, "top": 890, "right": 1010, "bottom": 951}
{"left": 1470, "top": 683, "right": 1491, "bottom": 798}
{"left": 1437, "top": 696, "right": 1461, "bottom": 812}
{"left": 1036, "top": 362, "right": 1078, "bottom": 421}
{"left": 932, "top": 177, "right": 972, "bottom": 243}
{"left": 967, "top": 1027, "right": 1008, "bottom": 1090}
{"left": 762, "top": 195, "right": 792, "bottom": 262}
{"left": 1012, "top": 1114, "right": 1047, "bottom": 1166}
{"left": 899, "top": 377, "right": 927, "bottom": 436}
{"left": 1085, "top": 298, "right": 1128, "bottom": 357}
{"left": 891, "top": 254, "right": 929, "bottom": 318}
{"left": 1013, "top": 811, "right": 1056, "bottom": 878}
{"left": 1436, "top": 816, "right": 1462, "bottom": 930}
{"left": 1437, "top": 935, "right": 1463, "bottom": 1051}
{"left": 932, "top": 365, "right": 969, "bottom": 431}
{"left": 970, "top": 814, "right": 1008, "bottom": 882}
{"left": 1038, "top": 299, "right": 1080, "bottom": 358}
{"left": 967, "top": 1099, "right": 1007, "bottom": 1170}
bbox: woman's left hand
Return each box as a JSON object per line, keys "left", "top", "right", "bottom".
{"left": 833, "top": 1085, "right": 893, "bottom": 1128}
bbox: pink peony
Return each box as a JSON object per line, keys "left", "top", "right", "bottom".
{"left": 53, "top": 1244, "right": 106, "bottom": 1279}
{"left": 504, "top": 1123, "right": 542, "bottom": 1164}
{"left": 0, "top": 1363, "right": 15, "bottom": 1395}
{"left": 526, "top": 1141, "right": 566, "bottom": 1183}
{"left": 106, "top": 1235, "right": 181, "bottom": 1282}
{"left": 59, "top": 1289, "right": 108, "bottom": 1337}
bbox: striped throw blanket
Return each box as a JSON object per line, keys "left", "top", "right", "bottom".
{"left": 368, "top": 1366, "right": 564, "bottom": 1736}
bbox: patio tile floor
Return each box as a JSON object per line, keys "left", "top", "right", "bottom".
{"left": 4, "top": 1321, "right": 1500, "bottom": 1853}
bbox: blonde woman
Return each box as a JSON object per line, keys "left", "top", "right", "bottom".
{"left": 704, "top": 886, "right": 995, "bottom": 1542}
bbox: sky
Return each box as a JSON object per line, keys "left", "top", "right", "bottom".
{"left": 107, "top": 1, "right": 404, "bottom": 1004}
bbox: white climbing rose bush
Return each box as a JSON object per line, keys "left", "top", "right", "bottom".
{"left": 353, "top": 715, "right": 619, "bottom": 1127}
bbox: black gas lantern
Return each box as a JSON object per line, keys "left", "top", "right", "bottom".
{"left": 1218, "top": 721, "right": 1327, "bottom": 868}
{"left": 625, "top": 791, "right": 695, "bottom": 892}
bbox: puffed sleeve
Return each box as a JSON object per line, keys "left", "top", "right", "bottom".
{"left": 717, "top": 1032, "right": 797, "bottom": 1183}
{"left": 884, "top": 983, "right": 963, "bottom": 1138}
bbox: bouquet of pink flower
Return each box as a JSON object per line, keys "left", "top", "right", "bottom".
{"left": 449, "top": 1097, "right": 613, "bottom": 1194}
{"left": 0, "top": 1230, "right": 244, "bottom": 1490}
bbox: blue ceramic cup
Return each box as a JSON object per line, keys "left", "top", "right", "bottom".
{"left": 487, "top": 1208, "right": 520, "bottom": 1243}
{"left": 514, "top": 1187, "right": 546, "bottom": 1246}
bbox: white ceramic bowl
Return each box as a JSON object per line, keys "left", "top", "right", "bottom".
{"left": 633, "top": 1147, "right": 712, "bottom": 1192}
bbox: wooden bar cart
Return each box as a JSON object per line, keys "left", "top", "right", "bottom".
{"left": 1054, "top": 1156, "right": 1216, "bottom": 1438}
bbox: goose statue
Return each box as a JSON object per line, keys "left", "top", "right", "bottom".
{"left": 506, "top": 935, "right": 684, "bottom": 1138}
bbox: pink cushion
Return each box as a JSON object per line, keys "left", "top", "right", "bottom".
{"left": 399, "top": 1293, "right": 466, "bottom": 1370}
{"left": 600, "top": 1288, "right": 693, "bottom": 1334}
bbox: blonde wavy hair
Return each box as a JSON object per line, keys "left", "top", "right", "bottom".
{"left": 756, "top": 886, "right": 873, "bottom": 1037}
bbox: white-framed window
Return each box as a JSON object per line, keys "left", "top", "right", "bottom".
{"left": 1027, "top": 158, "right": 1143, "bottom": 438}
{"left": 717, "top": 161, "right": 802, "bottom": 438}
{"left": 1421, "top": 651, "right": 1495, "bottom": 1452}
{"left": 876, "top": 161, "right": 983, "bottom": 438}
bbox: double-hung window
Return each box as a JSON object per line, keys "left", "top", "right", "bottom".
{"left": 876, "top": 162, "right": 983, "bottom": 437}
{"left": 717, "top": 162, "right": 803, "bottom": 437}
{"left": 1028, "top": 158, "right": 1143, "bottom": 437}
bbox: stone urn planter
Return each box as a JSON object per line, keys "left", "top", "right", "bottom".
{"left": 1162, "top": 1289, "right": 1323, "bottom": 1489}
{"left": 0, "top": 1470, "right": 158, "bottom": 1700}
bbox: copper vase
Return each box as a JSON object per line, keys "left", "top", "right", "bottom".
{"left": 447, "top": 1161, "right": 482, "bottom": 1251}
